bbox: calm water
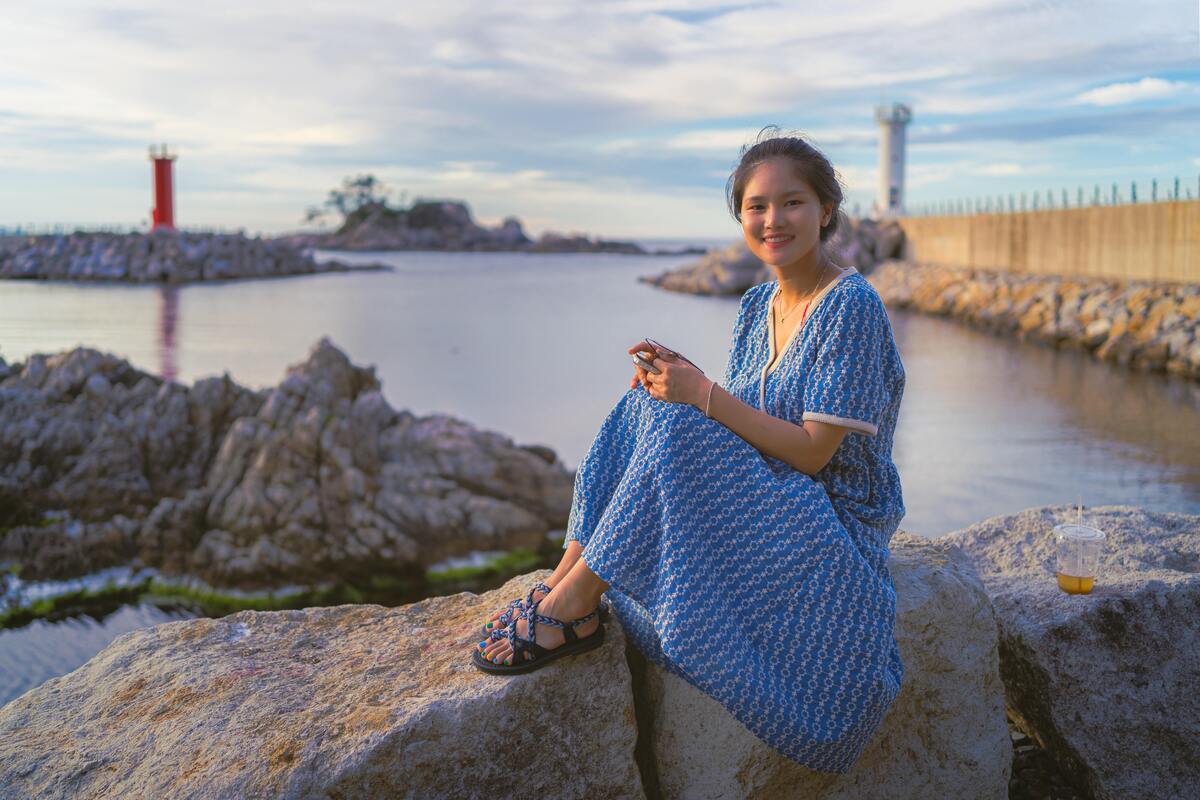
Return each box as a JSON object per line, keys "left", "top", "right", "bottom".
{"left": 2, "top": 243, "right": 1199, "bottom": 706}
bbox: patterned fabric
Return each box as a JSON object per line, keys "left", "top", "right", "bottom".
{"left": 563, "top": 267, "right": 906, "bottom": 774}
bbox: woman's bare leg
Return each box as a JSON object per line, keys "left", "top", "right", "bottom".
{"left": 484, "top": 539, "right": 584, "bottom": 626}
{"left": 481, "top": 551, "right": 609, "bottom": 664}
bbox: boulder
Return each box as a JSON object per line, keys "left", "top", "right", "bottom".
{"left": 0, "top": 340, "right": 576, "bottom": 590}
{"left": 639, "top": 532, "right": 1011, "bottom": 799}
{"left": 940, "top": 505, "right": 1200, "bottom": 800}
{"left": 0, "top": 571, "right": 645, "bottom": 799}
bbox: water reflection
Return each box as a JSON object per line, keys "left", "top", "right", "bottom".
{"left": 158, "top": 285, "right": 179, "bottom": 381}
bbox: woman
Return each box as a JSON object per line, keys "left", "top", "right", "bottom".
{"left": 471, "top": 128, "right": 906, "bottom": 775}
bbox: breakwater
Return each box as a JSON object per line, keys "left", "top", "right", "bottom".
{"left": 897, "top": 200, "right": 1200, "bottom": 284}
{"left": 0, "top": 231, "right": 384, "bottom": 283}
{"left": 867, "top": 260, "right": 1200, "bottom": 379}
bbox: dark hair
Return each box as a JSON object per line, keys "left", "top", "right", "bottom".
{"left": 725, "top": 126, "right": 845, "bottom": 243}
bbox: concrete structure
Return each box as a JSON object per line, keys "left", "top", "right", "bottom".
{"left": 148, "top": 144, "right": 177, "bottom": 230}
{"left": 875, "top": 103, "right": 912, "bottom": 218}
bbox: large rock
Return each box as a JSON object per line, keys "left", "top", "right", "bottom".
{"left": 639, "top": 532, "right": 1010, "bottom": 799}
{"left": 0, "top": 339, "right": 575, "bottom": 590}
{"left": 0, "top": 571, "right": 644, "bottom": 799}
{"left": 941, "top": 505, "right": 1200, "bottom": 800}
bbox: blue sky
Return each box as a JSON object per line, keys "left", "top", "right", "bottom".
{"left": 1, "top": 0, "right": 1197, "bottom": 238}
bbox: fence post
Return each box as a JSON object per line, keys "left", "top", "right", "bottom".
{"left": 1151, "top": 179, "right": 1157, "bottom": 202}
{"left": 1131, "top": 181, "right": 1137, "bottom": 203}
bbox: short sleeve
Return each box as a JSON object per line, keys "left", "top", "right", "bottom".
{"left": 801, "top": 285, "right": 892, "bottom": 437}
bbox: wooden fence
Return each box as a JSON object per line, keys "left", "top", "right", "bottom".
{"left": 896, "top": 200, "right": 1200, "bottom": 284}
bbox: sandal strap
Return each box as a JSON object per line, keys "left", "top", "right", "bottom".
{"left": 496, "top": 581, "right": 552, "bottom": 629}
{"left": 529, "top": 603, "right": 599, "bottom": 645}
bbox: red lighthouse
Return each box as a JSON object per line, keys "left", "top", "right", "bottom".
{"left": 149, "top": 144, "right": 177, "bottom": 230}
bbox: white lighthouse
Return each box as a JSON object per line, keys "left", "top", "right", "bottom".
{"left": 875, "top": 102, "right": 912, "bottom": 217}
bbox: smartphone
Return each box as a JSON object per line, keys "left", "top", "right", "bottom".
{"left": 632, "top": 351, "right": 662, "bottom": 374}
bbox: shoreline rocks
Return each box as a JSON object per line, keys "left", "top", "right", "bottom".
{"left": 867, "top": 260, "right": 1200, "bottom": 380}
{"left": 0, "top": 339, "right": 574, "bottom": 591}
{"left": 0, "top": 230, "right": 388, "bottom": 284}
{"left": 638, "top": 217, "right": 907, "bottom": 295}
{"left": 280, "top": 199, "right": 658, "bottom": 254}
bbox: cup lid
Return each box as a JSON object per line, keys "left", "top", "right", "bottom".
{"left": 1053, "top": 523, "right": 1105, "bottom": 540}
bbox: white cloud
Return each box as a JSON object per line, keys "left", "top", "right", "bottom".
{"left": 1072, "top": 77, "right": 1192, "bottom": 106}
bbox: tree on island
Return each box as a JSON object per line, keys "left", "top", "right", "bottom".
{"left": 304, "top": 174, "right": 407, "bottom": 227}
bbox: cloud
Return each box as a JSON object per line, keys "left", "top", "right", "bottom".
{"left": 1073, "top": 77, "right": 1193, "bottom": 106}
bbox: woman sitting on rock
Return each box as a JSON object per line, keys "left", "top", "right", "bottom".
{"left": 471, "top": 127, "right": 908, "bottom": 775}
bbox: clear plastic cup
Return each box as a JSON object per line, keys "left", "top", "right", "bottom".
{"left": 1053, "top": 523, "right": 1105, "bottom": 595}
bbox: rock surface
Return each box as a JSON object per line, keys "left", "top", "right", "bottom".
{"left": 867, "top": 260, "right": 1200, "bottom": 380}
{"left": 0, "top": 230, "right": 385, "bottom": 284}
{"left": 0, "top": 571, "right": 644, "bottom": 800}
{"left": 940, "top": 505, "right": 1200, "bottom": 800}
{"left": 639, "top": 217, "right": 907, "bottom": 295}
{"left": 0, "top": 340, "right": 574, "bottom": 590}
{"left": 640, "top": 532, "right": 1010, "bottom": 799}
{"left": 282, "top": 199, "right": 649, "bottom": 254}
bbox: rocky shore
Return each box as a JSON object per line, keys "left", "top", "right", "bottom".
{"left": 3, "top": 504, "right": 1192, "bottom": 798}
{"left": 0, "top": 339, "right": 574, "bottom": 591}
{"left": 867, "top": 260, "right": 1200, "bottom": 380}
{"left": 638, "top": 216, "right": 906, "bottom": 295}
{"left": 280, "top": 199, "right": 664, "bottom": 254}
{"left": 0, "top": 230, "right": 387, "bottom": 284}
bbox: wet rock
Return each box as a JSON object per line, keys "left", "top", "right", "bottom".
{"left": 641, "top": 533, "right": 1011, "bottom": 798}
{"left": 0, "top": 571, "right": 645, "bottom": 799}
{"left": 941, "top": 505, "right": 1200, "bottom": 800}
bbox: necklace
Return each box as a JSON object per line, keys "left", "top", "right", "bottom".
{"left": 774, "top": 260, "right": 830, "bottom": 325}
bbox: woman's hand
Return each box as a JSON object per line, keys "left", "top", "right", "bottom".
{"left": 627, "top": 340, "right": 710, "bottom": 407}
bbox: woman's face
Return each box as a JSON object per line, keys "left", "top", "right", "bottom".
{"left": 739, "top": 157, "right": 832, "bottom": 270}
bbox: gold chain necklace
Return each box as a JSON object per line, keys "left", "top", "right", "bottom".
{"left": 774, "top": 260, "right": 830, "bottom": 324}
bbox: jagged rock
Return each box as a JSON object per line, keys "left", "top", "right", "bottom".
{"left": 639, "top": 217, "right": 906, "bottom": 296}
{"left": 940, "top": 505, "right": 1200, "bottom": 800}
{"left": 0, "top": 571, "right": 645, "bottom": 799}
{"left": 0, "top": 231, "right": 387, "bottom": 284}
{"left": 0, "top": 340, "right": 575, "bottom": 590}
{"left": 640, "top": 532, "right": 1010, "bottom": 799}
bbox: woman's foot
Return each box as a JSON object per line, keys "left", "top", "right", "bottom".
{"left": 482, "top": 540, "right": 584, "bottom": 633}
{"left": 478, "top": 581, "right": 601, "bottom": 665}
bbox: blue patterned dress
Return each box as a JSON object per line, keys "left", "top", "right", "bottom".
{"left": 564, "top": 266, "right": 906, "bottom": 774}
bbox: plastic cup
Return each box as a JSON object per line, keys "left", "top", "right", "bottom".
{"left": 1053, "top": 523, "right": 1105, "bottom": 595}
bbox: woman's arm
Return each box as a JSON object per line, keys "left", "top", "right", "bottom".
{"left": 699, "top": 381, "right": 849, "bottom": 475}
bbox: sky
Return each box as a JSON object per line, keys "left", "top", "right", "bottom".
{"left": 0, "top": 0, "right": 1197, "bottom": 239}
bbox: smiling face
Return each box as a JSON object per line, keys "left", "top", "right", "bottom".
{"left": 739, "top": 157, "right": 833, "bottom": 270}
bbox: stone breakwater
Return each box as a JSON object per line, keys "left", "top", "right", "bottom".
{"left": 4, "top": 504, "right": 1193, "bottom": 798}
{"left": 639, "top": 216, "right": 906, "bottom": 295}
{"left": 0, "top": 339, "right": 573, "bottom": 590}
{"left": 868, "top": 260, "right": 1200, "bottom": 380}
{"left": 0, "top": 231, "right": 387, "bottom": 283}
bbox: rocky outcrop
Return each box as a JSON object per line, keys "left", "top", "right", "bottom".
{"left": 638, "top": 217, "right": 906, "bottom": 295}
{"left": 639, "top": 532, "right": 1010, "bottom": 799}
{"left": 0, "top": 340, "right": 574, "bottom": 590}
{"left": 282, "top": 199, "right": 649, "bottom": 254}
{"left": 0, "top": 231, "right": 386, "bottom": 284}
{"left": 867, "top": 260, "right": 1200, "bottom": 380}
{"left": 1, "top": 534, "right": 1021, "bottom": 798}
{"left": 0, "top": 572, "right": 644, "bottom": 799}
{"left": 941, "top": 505, "right": 1200, "bottom": 800}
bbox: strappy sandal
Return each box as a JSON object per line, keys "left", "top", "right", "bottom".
{"left": 483, "top": 588, "right": 613, "bottom": 642}
{"left": 472, "top": 597, "right": 605, "bottom": 675}
{"left": 482, "top": 581, "right": 552, "bottom": 637}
